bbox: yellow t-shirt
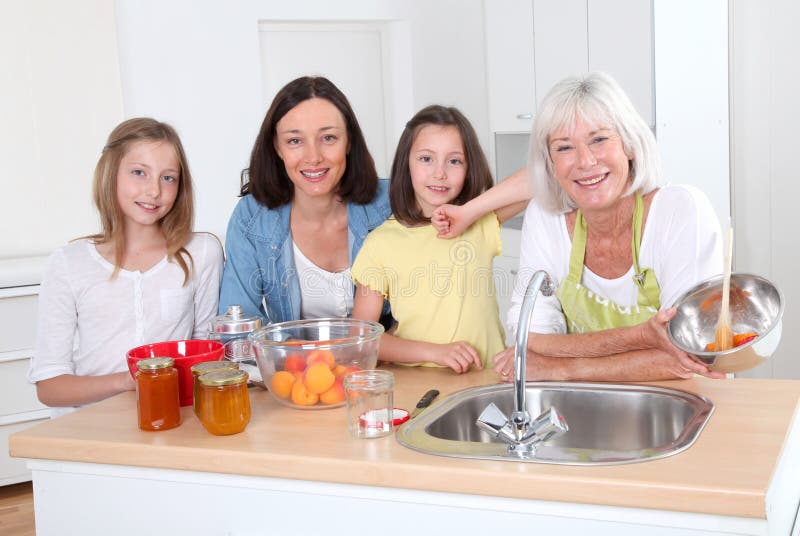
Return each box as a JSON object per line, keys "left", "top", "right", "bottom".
{"left": 351, "top": 213, "right": 505, "bottom": 367}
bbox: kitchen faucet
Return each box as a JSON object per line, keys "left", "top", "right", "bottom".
{"left": 476, "top": 270, "right": 569, "bottom": 457}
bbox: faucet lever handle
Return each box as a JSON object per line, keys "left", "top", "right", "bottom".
{"left": 475, "top": 403, "right": 510, "bottom": 436}
{"left": 529, "top": 406, "right": 569, "bottom": 444}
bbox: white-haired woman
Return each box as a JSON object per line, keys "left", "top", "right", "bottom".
{"left": 433, "top": 72, "right": 724, "bottom": 381}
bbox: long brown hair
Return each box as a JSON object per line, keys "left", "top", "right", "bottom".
{"left": 390, "top": 105, "right": 493, "bottom": 225}
{"left": 88, "top": 117, "right": 194, "bottom": 284}
{"left": 241, "top": 76, "right": 378, "bottom": 208}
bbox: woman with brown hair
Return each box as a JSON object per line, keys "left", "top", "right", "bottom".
{"left": 219, "top": 76, "right": 391, "bottom": 324}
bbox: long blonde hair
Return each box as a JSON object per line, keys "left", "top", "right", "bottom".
{"left": 88, "top": 117, "right": 194, "bottom": 284}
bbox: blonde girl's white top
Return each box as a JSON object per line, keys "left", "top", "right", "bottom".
{"left": 29, "top": 233, "right": 224, "bottom": 414}
{"left": 507, "top": 184, "right": 722, "bottom": 336}
{"left": 292, "top": 241, "right": 353, "bottom": 319}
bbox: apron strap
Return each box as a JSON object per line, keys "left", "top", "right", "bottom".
{"left": 630, "top": 191, "right": 661, "bottom": 309}
{"left": 566, "top": 211, "right": 588, "bottom": 284}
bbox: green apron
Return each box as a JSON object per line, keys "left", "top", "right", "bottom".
{"left": 556, "top": 192, "right": 661, "bottom": 334}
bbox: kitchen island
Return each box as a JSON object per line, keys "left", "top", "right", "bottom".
{"left": 10, "top": 366, "right": 800, "bottom": 535}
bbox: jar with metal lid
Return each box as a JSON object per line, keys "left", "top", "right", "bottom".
{"left": 207, "top": 305, "right": 263, "bottom": 344}
{"left": 190, "top": 360, "right": 240, "bottom": 416}
{"left": 136, "top": 357, "right": 181, "bottom": 431}
{"left": 196, "top": 369, "right": 251, "bottom": 435}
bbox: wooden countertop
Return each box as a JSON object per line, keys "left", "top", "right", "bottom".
{"left": 10, "top": 366, "right": 800, "bottom": 518}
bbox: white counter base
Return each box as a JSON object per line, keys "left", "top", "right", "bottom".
{"left": 27, "top": 459, "right": 777, "bottom": 536}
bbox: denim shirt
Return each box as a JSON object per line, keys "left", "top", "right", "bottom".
{"left": 219, "top": 179, "right": 391, "bottom": 324}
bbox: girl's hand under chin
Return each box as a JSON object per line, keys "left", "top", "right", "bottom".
{"left": 431, "top": 204, "right": 473, "bottom": 238}
{"left": 430, "top": 205, "right": 452, "bottom": 236}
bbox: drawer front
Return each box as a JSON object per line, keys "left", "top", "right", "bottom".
{"left": 0, "top": 288, "right": 39, "bottom": 353}
{"left": 0, "top": 357, "right": 47, "bottom": 416}
{"left": 1, "top": 418, "right": 49, "bottom": 485}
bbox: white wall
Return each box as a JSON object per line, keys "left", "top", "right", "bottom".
{"left": 113, "top": 0, "right": 489, "bottom": 241}
{"left": 0, "top": 0, "right": 123, "bottom": 260}
{"left": 654, "top": 0, "right": 730, "bottom": 228}
{"left": 731, "top": 0, "right": 800, "bottom": 379}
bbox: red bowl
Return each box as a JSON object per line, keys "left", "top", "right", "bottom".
{"left": 126, "top": 340, "right": 224, "bottom": 406}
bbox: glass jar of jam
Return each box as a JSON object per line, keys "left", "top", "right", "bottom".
{"left": 190, "top": 360, "right": 239, "bottom": 416}
{"left": 196, "top": 369, "right": 251, "bottom": 436}
{"left": 136, "top": 357, "right": 181, "bottom": 431}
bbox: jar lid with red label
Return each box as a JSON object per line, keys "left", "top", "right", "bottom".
{"left": 358, "top": 408, "right": 410, "bottom": 429}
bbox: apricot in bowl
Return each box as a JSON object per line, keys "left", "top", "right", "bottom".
{"left": 250, "top": 318, "right": 383, "bottom": 409}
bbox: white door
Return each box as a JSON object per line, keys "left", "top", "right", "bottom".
{"left": 259, "top": 22, "right": 394, "bottom": 177}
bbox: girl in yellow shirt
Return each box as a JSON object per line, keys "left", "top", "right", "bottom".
{"left": 351, "top": 105, "right": 525, "bottom": 373}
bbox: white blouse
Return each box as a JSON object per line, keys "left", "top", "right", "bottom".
{"left": 29, "top": 233, "right": 223, "bottom": 393}
{"left": 293, "top": 242, "right": 353, "bottom": 319}
{"left": 507, "top": 185, "right": 723, "bottom": 335}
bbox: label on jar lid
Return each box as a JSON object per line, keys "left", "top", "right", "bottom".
{"left": 136, "top": 357, "right": 175, "bottom": 371}
{"left": 358, "top": 408, "right": 410, "bottom": 429}
{"left": 190, "top": 360, "right": 239, "bottom": 376}
{"left": 198, "top": 369, "right": 249, "bottom": 386}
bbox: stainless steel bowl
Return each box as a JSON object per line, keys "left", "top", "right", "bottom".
{"left": 667, "top": 273, "right": 784, "bottom": 373}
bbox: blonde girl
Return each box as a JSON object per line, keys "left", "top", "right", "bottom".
{"left": 29, "top": 118, "right": 223, "bottom": 415}
{"left": 351, "top": 105, "right": 525, "bottom": 373}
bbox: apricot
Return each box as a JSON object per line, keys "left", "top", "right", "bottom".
{"left": 306, "top": 349, "right": 335, "bottom": 369}
{"left": 284, "top": 354, "right": 306, "bottom": 373}
{"left": 270, "top": 371, "right": 296, "bottom": 399}
{"left": 304, "top": 363, "right": 336, "bottom": 394}
{"left": 291, "top": 380, "right": 319, "bottom": 406}
{"left": 332, "top": 364, "right": 347, "bottom": 377}
{"left": 319, "top": 377, "right": 345, "bottom": 405}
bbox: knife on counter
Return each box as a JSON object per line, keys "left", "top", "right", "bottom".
{"left": 410, "top": 389, "right": 440, "bottom": 419}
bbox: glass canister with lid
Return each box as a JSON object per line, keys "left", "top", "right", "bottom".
{"left": 207, "top": 305, "right": 264, "bottom": 384}
{"left": 136, "top": 357, "right": 181, "bottom": 431}
{"left": 207, "top": 305, "right": 263, "bottom": 344}
{"left": 196, "top": 369, "right": 251, "bottom": 435}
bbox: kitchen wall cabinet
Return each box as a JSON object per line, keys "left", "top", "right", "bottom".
{"left": 0, "top": 262, "right": 49, "bottom": 485}
{"left": 484, "top": 0, "right": 654, "bottom": 139}
{"left": 483, "top": 0, "right": 537, "bottom": 134}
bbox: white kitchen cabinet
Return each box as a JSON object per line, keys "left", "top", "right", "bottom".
{"left": 532, "top": 0, "right": 589, "bottom": 110}
{"left": 484, "top": 0, "right": 654, "bottom": 136}
{"left": 587, "top": 0, "right": 654, "bottom": 128}
{"left": 483, "top": 0, "right": 536, "bottom": 133}
{"left": 0, "top": 260, "right": 49, "bottom": 486}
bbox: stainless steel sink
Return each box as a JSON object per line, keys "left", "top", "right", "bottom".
{"left": 396, "top": 382, "right": 714, "bottom": 465}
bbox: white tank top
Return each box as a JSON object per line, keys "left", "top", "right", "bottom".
{"left": 292, "top": 242, "right": 353, "bottom": 319}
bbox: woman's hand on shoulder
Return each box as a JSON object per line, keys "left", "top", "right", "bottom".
{"left": 429, "top": 341, "right": 483, "bottom": 373}
{"left": 431, "top": 204, "right": 476, "bottom": 239}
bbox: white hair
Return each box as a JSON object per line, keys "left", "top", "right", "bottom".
{"left": 528, "top": 72, "right": 663, "bottom": 213}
